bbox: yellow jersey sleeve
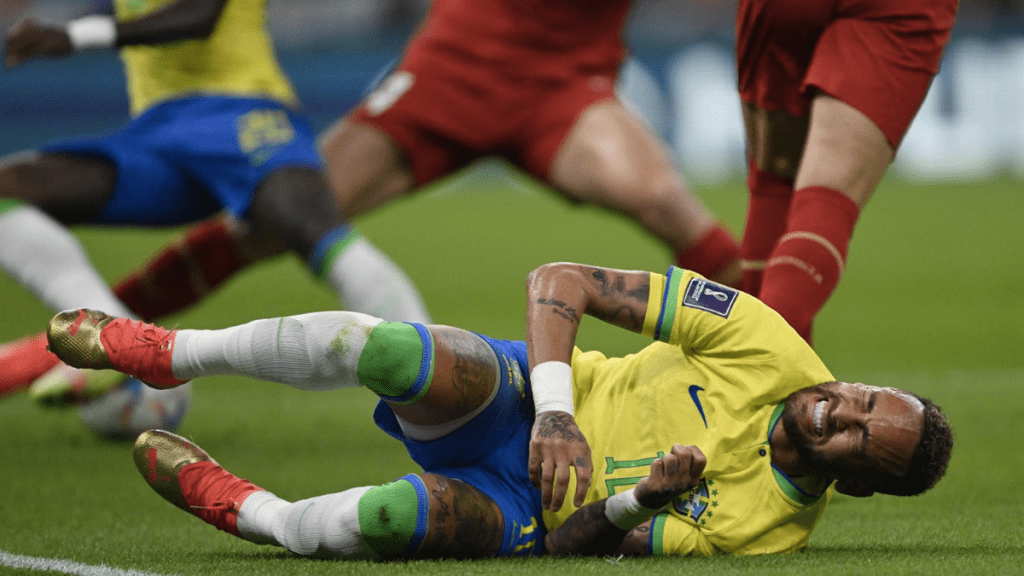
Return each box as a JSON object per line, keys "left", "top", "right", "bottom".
{"left": 651, "top": 513, "right": 719, "bottom": 556}
{"left": 639, "top": 267, "right": 828, "bottom": 403}
{"left": 642, "top": 266, "right": 791, "bottom": 351}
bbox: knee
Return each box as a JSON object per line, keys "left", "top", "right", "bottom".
{"left": 357, "top": 321, "right": 433, "bottom": 403}
{"left": 249, "top": 167, "right": 343, "bottom": 255}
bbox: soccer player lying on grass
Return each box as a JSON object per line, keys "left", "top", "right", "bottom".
{"left": 47, "top": 263, "right": 953, "bottom": 557}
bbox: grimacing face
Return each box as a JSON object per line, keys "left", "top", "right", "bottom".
{"left": 781, "top": 381, "right": 925, "bottom": 488}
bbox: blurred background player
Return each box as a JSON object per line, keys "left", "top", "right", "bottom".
{"left": 0, "top": 0, "right": 430, "bottom": 404}
{"left": 320, "top": 0, "right": 741, "bottom": 288}
{"left": 736, "top": 0, "right": 960, "bottom": 343}
{"left": 46, "top": 262, "right": 953, "bottom": 558}
{"left": 2, "top": 0, "right": 742, "bottom": 400}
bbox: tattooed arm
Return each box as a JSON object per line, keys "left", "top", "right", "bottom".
{"left": 545, "top": 444, "right": 706, "bottom": 556}
{"left": 524, "top": 263, "right": 652, "bottom": 511}
{"left": 525, "top": 263, "right": 652, "bottom": 351}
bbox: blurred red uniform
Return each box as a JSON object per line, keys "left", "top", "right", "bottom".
{"left": 738, "top": 0, "right": 957, "bottom": 146}
{"left": 736, "top": 0, "right": 959, "bottom": 342}
{"left": 351, "top": 0, "right": 633, "bottom": 182}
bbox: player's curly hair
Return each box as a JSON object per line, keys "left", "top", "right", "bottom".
{"left": 878, "top": 394, "right": 953, "bottom": 496}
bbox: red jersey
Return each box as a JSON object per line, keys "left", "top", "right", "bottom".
{"left": 408, "top": 0, "right": 633, "bottom": 80}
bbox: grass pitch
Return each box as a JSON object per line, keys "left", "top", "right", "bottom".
{"left": 1, "top": 165, "right": 1021, "bottom": 575}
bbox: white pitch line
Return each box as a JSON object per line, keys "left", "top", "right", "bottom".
{"left": 0, "top": 550, "right": 180, "bottom": 576}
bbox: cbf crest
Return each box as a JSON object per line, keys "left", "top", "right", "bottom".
{"left": 673, "top": 479, "right": 714, "bottom": 524}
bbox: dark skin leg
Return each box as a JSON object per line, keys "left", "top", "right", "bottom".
{"left": 244, "top": 166, "right": 349, "bottom": 261}
{"left": 0, "top": 152, "right": 114, "bottom": 223}
{"left": 0, "top": 156, "right": 346, "bottom": 264}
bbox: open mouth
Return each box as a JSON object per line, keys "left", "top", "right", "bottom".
{"left": 812, "top": 399, "right": 827, "bottom": 436}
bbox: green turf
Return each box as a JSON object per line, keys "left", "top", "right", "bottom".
{"left": 1, "top": 164, "right": 1021, "bottom": 575}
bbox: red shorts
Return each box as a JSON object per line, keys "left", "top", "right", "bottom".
{"left": 736, "top": 0, "right": 958, "bottom": 146}
{"left": 348, "top": 43, "right": 618, "bottom": 186}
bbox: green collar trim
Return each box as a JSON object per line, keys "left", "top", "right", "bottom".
{"left": 767, "top": 403, "right": 829, "bottom": 505}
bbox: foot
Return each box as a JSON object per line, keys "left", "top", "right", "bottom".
{"left": 47, "top": 309, "right": 187, "bottom": 389}
{"left": 0, "top": 333, "right": 61, "bottom": 398}
{"left": 28, "top": 363, "right": 127, "bottom": 407}
{"left": 133, "top": 429, "right": 264, "bottom": 536}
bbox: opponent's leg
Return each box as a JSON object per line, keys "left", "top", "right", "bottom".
{"left": 738, "top": 103, "right": 807, "bottom": 296}
{"left": 739, "top": 164, "right": 793, "bottom": 296}
{"left": 115, "top": 215, "right": 259, "bottom": 321}
{"left": 0, "top": 334, "right": 57, "bottom": 398}
{"left": 136, "top": 430, "right": 505, "bottom": 559}
{"left": 317, "top": 117, "right": 417, "bottom": 218}
{"left": 246, "top": 165, "right": 430, "bottom": 323}
{"left": 547, "top": 100, "right": 741, "bottom": 287}
{"left": 757, "top": 94, "right": 889, "bottom": 342}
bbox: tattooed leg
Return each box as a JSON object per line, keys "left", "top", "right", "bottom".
{"left": 389, "top": 326, "right": 500, "bottom": 428}
{"left": 416, "top": 474, "right": 505, "bottom": 558}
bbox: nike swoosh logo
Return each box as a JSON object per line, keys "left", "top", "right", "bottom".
{"left": 688, "top": 385, "right": 708, "bottom": 428}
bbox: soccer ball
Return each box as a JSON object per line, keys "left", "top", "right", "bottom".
{"left": 78, "top": 378, "right": 192, "bottom": 441}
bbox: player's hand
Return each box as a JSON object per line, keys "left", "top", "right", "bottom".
{"left": 529, "top": 410, "right": 593, "bottom": 512}
{"left": 633, "top": 444, "right": 706, "bottom": 510}
{"left": 4, "top": 19, "right": 73, "bottom": 69}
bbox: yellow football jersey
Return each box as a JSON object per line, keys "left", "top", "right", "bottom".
{"left": 544, "top": 267, "right": 836, "bottom": 555}
{"left": 114, "top": 0, "right": 299, "bottom": 116}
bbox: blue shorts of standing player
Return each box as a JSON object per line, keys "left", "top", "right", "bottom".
{"left": 42, "top": 95, "right": 322, "bottom": 225}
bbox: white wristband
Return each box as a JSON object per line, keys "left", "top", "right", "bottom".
{"left": 604, "top": 488, "right": 661, "bottom": 531}
{"left": 66, "top": 15, "right": 117, "bottom": 51}
{"left": 530, "top": 360, "right": 574, "bottom": 415}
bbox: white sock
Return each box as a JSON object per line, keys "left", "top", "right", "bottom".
{"left": 326, "top": 236, "right": 431, "bottom": 324}
{"left": 0, "top": 205, "right": 133, "bottom": 316}
{"left": 237, "top": 488, "right": 378, "bottom": 559}
{"left": 171, "top": 311, "right": 382, "bottom": 389}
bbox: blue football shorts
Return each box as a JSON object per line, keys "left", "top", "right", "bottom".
{"left": 372, "top": 333, "right": 546, "bottom": 556}
{"left": 41, "top": 95, "right": 323, "bottom": 225}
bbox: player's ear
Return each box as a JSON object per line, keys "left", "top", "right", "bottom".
{"left": 834, "top": 479, "right": 875, "bottom": 498}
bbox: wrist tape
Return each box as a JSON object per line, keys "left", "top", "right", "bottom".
{"left": 530, "top": 360, "right": 574, "bottom": 415}
{"left": 604, "top": 488, "right": 661, "bottom": 531}
{"left": 67, "top": 15, "right": 117, "bottom": 51}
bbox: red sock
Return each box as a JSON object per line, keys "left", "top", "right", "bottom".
{"left": 741, "top": 162, "right": 794, "bottom": 295}
{"left": 758, "top": 186, "right": 860, "bottom": 344}
{"left": 0, "top": 333, "right": 59, "bottom": 397}
{"left": 114, "top": 219, "right": 247, "bottom": 320}
{"left": 674, "top": 224, "right": 741, "bottom": 288}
